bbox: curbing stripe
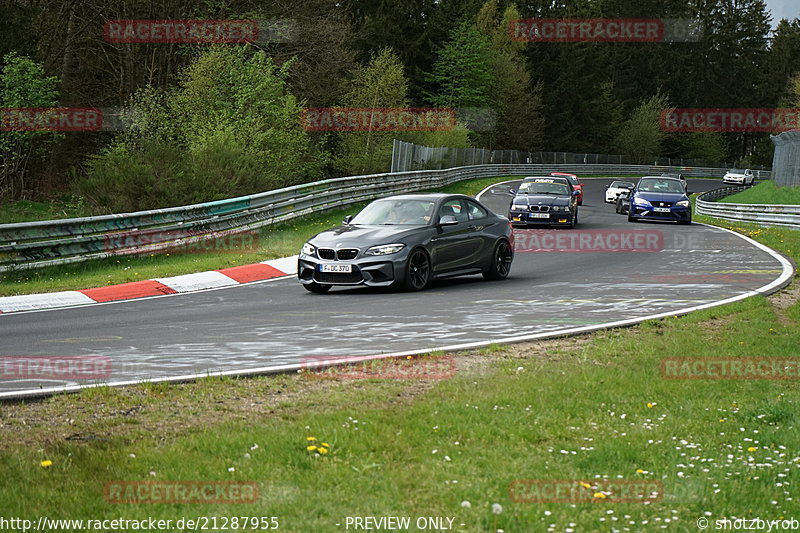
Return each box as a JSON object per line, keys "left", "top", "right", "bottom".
{"left": 0, "top": 290, "right": 96, "bottom": 313}
{"left": 80, "top": 280, "right": 178, "bottom": 303}
{"left": 155, "top": 271, "right": 239, "bottom": 293}
{"left": 261, "top": 255, "right": 298, "bottom": 275}
{"left": 216, "top": 263, "right": 286, "bottom": 284}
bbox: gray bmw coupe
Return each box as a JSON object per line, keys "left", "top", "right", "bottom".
{"left": 297, "top": 193, "right": 514, "bottom": 292}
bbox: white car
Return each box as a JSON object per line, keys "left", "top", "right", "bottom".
{"left": 723, "top": 169, "right": 755, "bottom": 185}
{"left": 605, "top": 180, "right": 636, "bottom": 203}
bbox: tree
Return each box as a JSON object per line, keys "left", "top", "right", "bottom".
{"left": 0, "top": 52, "right": 60, "bottom": 201}
{"left": 78, "top": 45, "right": 322, "bottom": 211}
{"left": 615, "top": 92, "right": 671, "bottom": 164}
{"left": 334, "top": 48, "right": 410, "bottom": 175}
{"left": 475, "top": 1, "right": 545, "bottom": 150}
{"left": 768, "top": 18, "right": 800, "bottom": 107}
{"left": 426, "top": 21, "right": 494, "bottom": 109}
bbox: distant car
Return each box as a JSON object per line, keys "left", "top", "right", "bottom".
{"left": 615, "top": 189, "right": 631, "bottom": 214}
{"left": 508, "top": 176, "right": 579, "bottom": 228}
{"left": 605, "top": 180, "right": 635, "bottom": 203}
{"left": 550, "top": 172, "right": 583, "bottom": 205}
{"left": 627, "top": 176, "right": 692, "bottom": 225}
{"left": 723, "top": 168, "right": 755, "bottom": 185}
{"left": 297, "top": 193, "right": 514, "bottom": 293}
{"left": 661, "top": 172, "right": 689, "bottom": 192}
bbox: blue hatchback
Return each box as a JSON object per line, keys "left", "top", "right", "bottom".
{"left": 627, "top": 176, "right": 692, "bottom": 225}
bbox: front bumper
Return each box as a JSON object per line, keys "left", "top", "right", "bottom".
{"left": 629, "top": 205, "right": 691, "bottom": 221}
{"left": 508, "top": 209, "right": 574, "bottom": 226}
{"left": 723, "top": 176, "right": 745, "bottom": 184}
{"left": 298, "top": 253, "right": 405, "bottom": 287}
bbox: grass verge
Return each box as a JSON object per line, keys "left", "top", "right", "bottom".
{"left": 721, "top": 180, "right": 800, "bottom": 205}
{"left": 0, "top": 212, "right": 797, "bottom": 530}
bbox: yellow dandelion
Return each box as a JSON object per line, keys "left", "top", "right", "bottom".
{"left": 647, "top": 402, "right": 655, "bottom": 408}
{"left": 306, "top": 445, "right": 317, "bottom": 452}
{"left": 636, "top": 468, "right": 645, "bottom": 474}
{"left": 579, "top": 482, "right": 591, "bottom": 489}
{"left": 593, "top": 492, "right": 607, "bottom": 499}
{"left": 40, "top": 460, "right": 53, "bottom": 468}
{"left": 318, "top": 447, "right": 329, "bottom": 454}
{"left": 748, "top": 447, "right": 757, "bottom": 452}
{"left": 306, "top": 436, "right": 317, "bottom": 441}
{"left": 321, "top": 442, "right": 330, "bottom": 447}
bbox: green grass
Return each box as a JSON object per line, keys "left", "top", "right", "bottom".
{"left": 0, "top": 201, "right": 798, "bottom": 531}
{"left": 0, "top": 176, "right": 517, "bottom": 297}
{"left": 0, "top": 197, "right": 91, "bottom": 224}
{"left": 1, "top": 283, "right": 798, "bottom": 530}
{"left": 721, "top": 180, "right": 800, "bottom": 205}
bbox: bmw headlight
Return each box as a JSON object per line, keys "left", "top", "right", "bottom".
{"left": 552, "top": 205, "right": 568, "bottom": 212}
{"left": 676, "top": 200, "right": 690, "bottom": 207}
{"left": 302, "top": 242, "right": 316, "bottom": 256}
{"left": 364, "top": 243, "right": 405, "bottom": 256}
{"left": 511, "top": 204, "right": 526, "bottom": 211}
{"left": 633, "top": 197, "right": 651, "bottom": 207}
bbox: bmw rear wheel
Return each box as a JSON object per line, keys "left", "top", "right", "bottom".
{"left": 483, "top": 240, "right": 513, "bottom": 281}
{"left": 404, "top": 249, "right": 431, "bottom": 291}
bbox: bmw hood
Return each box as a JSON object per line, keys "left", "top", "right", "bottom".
{"left": 308, "top": 225, "right": 425, "bottom": 247}
{"left": 512, "top": 194, "right": 570, "bottom": 207}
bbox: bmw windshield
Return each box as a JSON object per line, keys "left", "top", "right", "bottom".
{"left": 349, "top": 199, "right": 436, "bottom": 225}
{"left": 637, "top": 178, "right": 685, "bottom": 194}
{"left": 518, "top": 182, "right": 570, "bottom": 195}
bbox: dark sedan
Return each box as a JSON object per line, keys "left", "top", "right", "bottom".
{"left": 627, "top": 176, "right": 692, "bottom": 225}
{"left": 507, "top": 177, "right": 579, "bottom": 228}
{"left": 297, "top": 193, "right": 514, "bottom": 293}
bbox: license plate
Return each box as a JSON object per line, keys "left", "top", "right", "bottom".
{"left": 320, "top": 264, "right": 352, "bottom": 273}
{"left": 653, "top": 207, "right": 671, "bottom": 213}
{"left": 529, "top": 213, "right": 550, "bottom": 219}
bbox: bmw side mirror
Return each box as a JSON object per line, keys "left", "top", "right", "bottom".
{"left": 343, "top": 215, "right": 353, "bottom": 225}
{"left": 605, "top": 184, "right": 610, "bottom": 188}
{"left": 572, "top": 190, "right": 580, "bottom": 197}
{"left": 438, "top": 215, "right": 459, "bottom": 226}
{"left": 508, "top": 188, "right": 517, "bottom": 195}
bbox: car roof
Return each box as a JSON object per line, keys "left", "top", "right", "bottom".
{"left": 639, "top": 175, "right": 681, "bottom": 182}
{"left": 522, "top": 176, "right": 570, "bottom": 184}
{"left": 380, "top": 193, "right": 474, "bottom": 202}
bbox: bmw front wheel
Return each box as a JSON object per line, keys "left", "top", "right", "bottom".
{"left": 404, "top": 249, "right": 431, "bottom": 291}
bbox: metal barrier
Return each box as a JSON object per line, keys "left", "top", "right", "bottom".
{"left": 390, "top": 139, "right": 773, "bottom": 174}
{"left": 695, "top": 186, "right": 800, "bottom": 228}
{"left": 0, "top": 163, "right": 774, "bottom": 271}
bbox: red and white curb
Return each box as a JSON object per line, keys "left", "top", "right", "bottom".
{"left": 0, "top": 256, "right": 298, "bottom": 314}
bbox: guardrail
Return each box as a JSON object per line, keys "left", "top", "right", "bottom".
{"left": 695, "top": 186, "right": 800, "bottom": 228}
{"left": 0, "top": 163, "right": 772, "bottom": 271}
